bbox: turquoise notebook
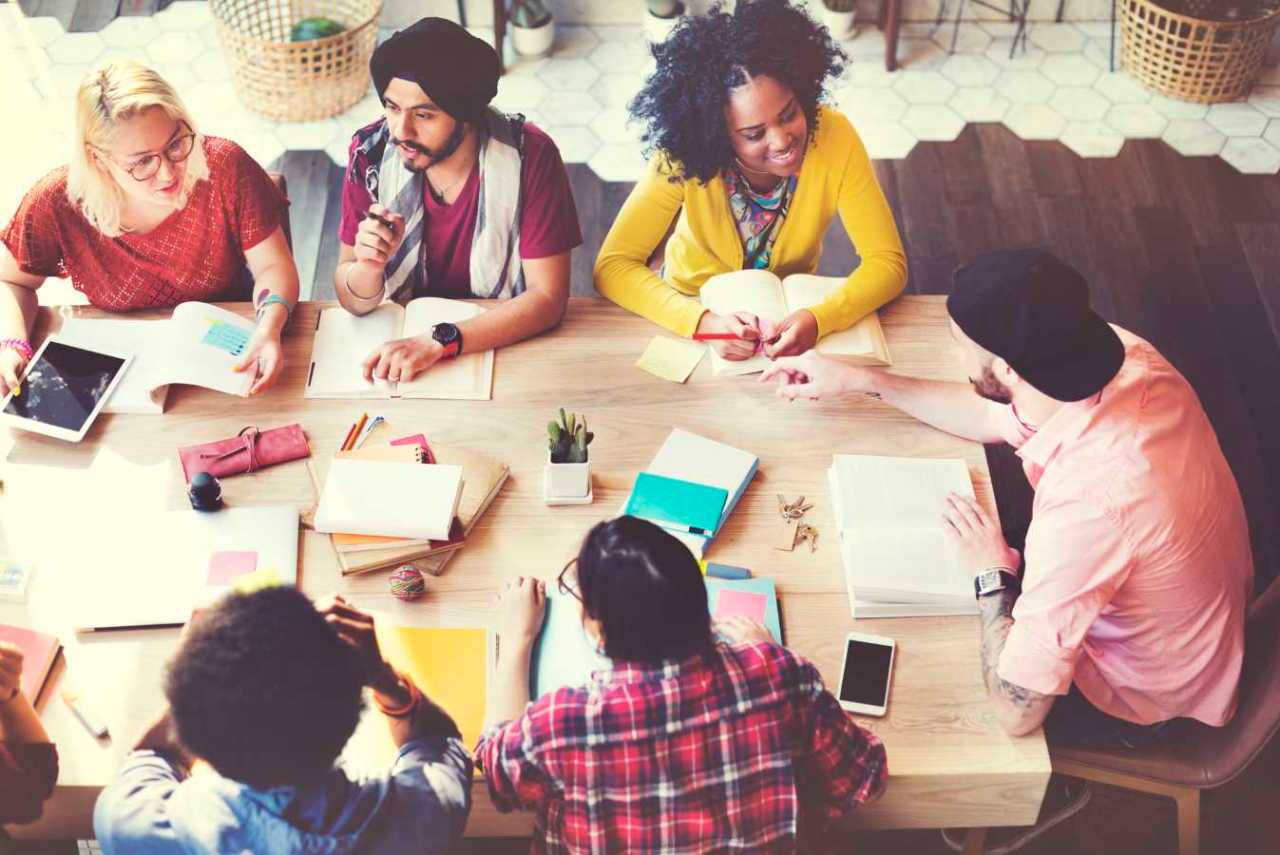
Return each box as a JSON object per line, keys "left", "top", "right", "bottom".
{"left": 706, "top": 576, "right": 783, "bottom": 645}
{"left": 623, "top": 472, "right": 729, "bottom": 537}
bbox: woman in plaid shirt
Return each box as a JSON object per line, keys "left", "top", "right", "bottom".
{"left": 475, "top": 516, "right": 887, "bottom": 853}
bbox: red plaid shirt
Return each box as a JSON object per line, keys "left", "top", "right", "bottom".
{"left": 475, "top": 641, "right": 887, "bottom": 854}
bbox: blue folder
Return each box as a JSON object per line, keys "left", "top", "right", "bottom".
{"left": 706, "top": 576, "right": 784, "bottom": 645}
{"left": 623, "top": 472, "right": 729, "bottom": 537}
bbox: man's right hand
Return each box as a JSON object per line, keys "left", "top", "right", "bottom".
{"left": 352, "top": 203, "right": 406, "bottom": 269}
{"left": 696, "top": 311, "right": 762, "bottom": 361}
{"left": 760, "top": 351, "right": 880, "bottom": 401}
{"left": 0, "top": 348, "right": 27, "bottom": 398}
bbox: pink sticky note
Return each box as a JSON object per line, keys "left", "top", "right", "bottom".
{"left": 715, "top": 589, "right": 767, "bottom": 623}
{"left": 207, "top": 550, "right": 258, "bottom": 585}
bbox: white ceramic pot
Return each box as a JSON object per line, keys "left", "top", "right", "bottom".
{"left": 644, "top": 2, "right": 685, "bottom": 46}
{"left": 512, "top": 18, "right": 556, "bottom": 57}
{"left": 818, "top": 5, "right": 856, "bottom": 39}
{"left": 545, "top": 452, "right": 591, "bottom": 501}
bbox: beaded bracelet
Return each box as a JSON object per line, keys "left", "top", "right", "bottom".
{"left": 0, "top": 338, "right": 34, "bottom": 361}
{"left": 253, "top": 291, "right": 294, "bottom": 323}
{"left": 373, "top": 670, "right": 421, "bottom": 718}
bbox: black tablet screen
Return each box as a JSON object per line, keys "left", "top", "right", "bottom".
{"left": 3, "top": 341, "right": 126, "bottom": 433}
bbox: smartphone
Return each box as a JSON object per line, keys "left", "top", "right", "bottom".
{"left": 837, "top": 632, "right": 896, "bottom": 717}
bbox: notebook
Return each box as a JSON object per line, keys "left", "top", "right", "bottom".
{"left": 314, "top": 459, "right": 463, "bottom": 541}
{"left": 706, "top": 575, "right": 783, "bottom": 644}
{"left": 68, "top": 506, "right": 300, "bottom": 632}
{"left": 374, "top": 624, "right": 491, "bottom": 750}
{"left": 623, "top": 472, "right": 728, "bottom": 538}
{"left": 0, "top": 625, "right": 60, "bottom": 704}
{"left": 57, "top": 302, "right": 259, "bottom": 412}
{"left": 305, "top": 299, "right": 494, "bottom": 401}
{"left": 699, "top": 271, "right": 892, "bottom": 377}
{"left": 829, "top": 454, "right": 979, "bottom": 615}
{"left": 332, "top": 442, "right": 510, "bottom": 576}
{"left": 644, "top": 428, "right": 759, "bottom": 532}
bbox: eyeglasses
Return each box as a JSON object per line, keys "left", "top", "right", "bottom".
{"left": 557, "top": 558, "right": 582, "bottom": 603}
{"left": 100, "top": 123, "right": 197, "bottom": 182}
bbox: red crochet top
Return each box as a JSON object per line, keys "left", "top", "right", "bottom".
{"left": 1, "top": 137, "right": 285, "bottom": 311}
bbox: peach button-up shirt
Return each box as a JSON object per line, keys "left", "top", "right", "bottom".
{"left": 996, "top": 327, "right": 1253, "bottom": 726}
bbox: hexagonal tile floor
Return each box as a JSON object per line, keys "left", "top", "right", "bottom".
{"left": 5, "top": 2, "right": 1280, "bottom": 194}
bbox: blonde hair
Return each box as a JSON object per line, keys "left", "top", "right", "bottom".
{"left": 67, "top": 61, "right": 210, "bottom": 237}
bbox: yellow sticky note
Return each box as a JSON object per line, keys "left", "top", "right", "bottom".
{"left": 698, "top": 560, "right": 709, "bottom": 575}
{"left": 375, "top": 625, "right": 489, "bottom": 749}
{"left": 635, "top": 336, "right": 705, "bottom": 384}
{"left": 232, "top": 568, "right": 282, "bottom": 594}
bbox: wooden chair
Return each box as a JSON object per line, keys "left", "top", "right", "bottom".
{"left": 1047, "top": 576, "right": 1280, "bottom": 855}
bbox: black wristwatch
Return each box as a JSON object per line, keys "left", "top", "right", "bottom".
{"left": 431, "top": 322, "right": 463, "bottom": 359}
{"left": 974, "top": 567, "right": 1021, "bottom": 600}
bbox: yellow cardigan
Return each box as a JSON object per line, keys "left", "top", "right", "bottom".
{"left": 593, "top": 107, "right": 907, "bottom": 339}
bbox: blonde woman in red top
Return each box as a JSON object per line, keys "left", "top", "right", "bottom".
{"left": 0, "top": 61, "right": 300, "bottom": 396}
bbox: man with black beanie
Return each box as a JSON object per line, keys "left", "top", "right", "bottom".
{"left": 334, "top": 18, "right": 582, "bottom": 385}
{"left": 762, "top": 249, "right": 1252, "bottom": 754}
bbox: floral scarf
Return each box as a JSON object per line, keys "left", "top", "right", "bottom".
{"left": 724, "top": 169, "right": 797, "bottom": 270}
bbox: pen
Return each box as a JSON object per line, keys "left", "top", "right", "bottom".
{"left": 692, "top": 333, "right": 746, "bottom": 341}
{"left": 344, "top": 413, "right": 369, "bottom": 452}
{"left": 354, "top": 416, "right": 384, "bottom": 449}
{"left": 62, "top": 690, "right": 110, "bottom": 739}
{"left": 365, "top": 210, "right": 395, "bottom": 230}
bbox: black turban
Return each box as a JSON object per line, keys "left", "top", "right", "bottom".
{"left": 370, "top": 17, "right": 499, "bottom": 123}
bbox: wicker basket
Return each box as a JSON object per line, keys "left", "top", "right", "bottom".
{"left": 211, "top": 0, "right": 382, "bottom": 122}
{"left": 1119, "top": 0, "right": 1280, "bottom": 103}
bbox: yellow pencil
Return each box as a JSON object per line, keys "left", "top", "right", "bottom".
{"left": 344, "top": 412, "right": 368, "bottom": 451}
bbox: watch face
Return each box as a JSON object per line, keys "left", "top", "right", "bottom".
{"left": 977, "top": 570, "right": 1002, "bottom": 595}
{"left": 433, "top": 323, "right": 459, "bottom": 345}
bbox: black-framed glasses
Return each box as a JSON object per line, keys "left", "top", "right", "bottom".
{"left": 101, "top": 123, "right": 197, "bottom": 182}
{"left": 557, "top": 558, "right": 582, "bottom": 603}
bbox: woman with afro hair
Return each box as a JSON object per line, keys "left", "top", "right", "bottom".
{"left": 594, "top": 0, "right": 906, "bottom": 363}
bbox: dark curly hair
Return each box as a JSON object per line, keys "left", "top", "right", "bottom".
{"left": 629, "top": 0, "right": 846, "bottom": 185}
{"left": 165, "top": 587, "right": 365, "bottom": 789}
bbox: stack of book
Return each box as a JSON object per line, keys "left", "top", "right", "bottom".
{"left": 622, "top": 428, "right": 759, "bottom": 558}
{"left": 314, "top": 438, "right": 509, "bottom": 577}
{"left": 829, "top": 454, "right": 979, "bottom": 618}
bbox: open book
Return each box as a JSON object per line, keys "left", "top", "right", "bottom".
{"left": 829, "top": 454, "right": 978, "bottom": 615}
{"left": 305, "top": 298, "right": 494, "bottom": 400}
{"left": 699, "top": 271, "right": 891, "bottom": 377}
{"left": 57, "top": 302, "right": 256, "bottom": 413}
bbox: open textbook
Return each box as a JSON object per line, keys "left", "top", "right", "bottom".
{"left": 305, "top": 298, "right": 494, "bottom": 400}
{"left": 699, "top": 271, "right": 892, "bottom": 377}
{"left": 829, "top": 454, "right": 979, "bottom": 616}
{"left": 57, "top": 302, "right": 256, "bottom": 413}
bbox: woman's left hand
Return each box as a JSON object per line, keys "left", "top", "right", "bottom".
{"left": 234, "top": 327, "right": 285, "bottom": 395}
{"left": 763, "top": 309, "right": 818, "bottom": 359}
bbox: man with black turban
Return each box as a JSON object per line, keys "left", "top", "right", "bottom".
{"left": 333, "top": 18, "right": 582, "bottom": 385}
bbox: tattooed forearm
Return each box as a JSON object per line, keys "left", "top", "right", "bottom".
{"left": 977, "top": 589, "right": 1054, "bottom": 727}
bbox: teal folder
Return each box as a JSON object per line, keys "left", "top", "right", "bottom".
{"left": 624, "top": 472, "right": 729, "bottom": 537}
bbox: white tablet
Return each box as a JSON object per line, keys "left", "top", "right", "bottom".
{"left": 0, "top": 336, "right": 132, "bottom": 442}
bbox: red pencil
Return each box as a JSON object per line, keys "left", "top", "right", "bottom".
{"left": 338, "top": 420, "right": 359, "bottom": 452}
{"left": 693, "top": 332, "right": 745, "bottom": 341}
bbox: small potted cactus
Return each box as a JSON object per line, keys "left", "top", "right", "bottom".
{"left": 545, "top": 408, "right": 594, "bottom": 504}
{"left": 818, "top": 0, "right": 857, "bottom": 38}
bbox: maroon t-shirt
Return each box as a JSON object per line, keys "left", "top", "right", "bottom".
{"left": 339, "top": 121, "right": 582, "bottom": 298}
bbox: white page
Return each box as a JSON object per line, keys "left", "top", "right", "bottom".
{"left": 398, "top": 298, "right": 494, "bottom": 400}
{"left": 645, "top": 428, "right": 759, "bottom": 526}
{"left": 69, "top": 506, "right": 299, "bottom": 631}
{"left": 57, "top": 318, "right": 170, "bottom": 413}
{"left": 781, "top": 274, "right": 889, "bottom": 365}
{"left": 830, "top": 455, "right": 972, "bottom": 530}
{"left": 305, "top": 303, "right": 404, "bottom": 399}
{"left": 842, "top": 527, "right": 970, "bottom": 604}
{"left": 699, "top": 270, "right": 787, "bottom": 377}
{"left": 314, "top": 460, "right": 463, "bottom": 540}
{"left": 159, "top": 303, "right": 255, "bottom": 397}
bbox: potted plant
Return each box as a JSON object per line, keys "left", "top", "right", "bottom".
{"left": 545, "top": 408, "right": 594, "bottom": 504}
{"left": 817, "top": 0, "right": 856, "bottom": 38}
{"left": 643, "top": 0, "right": 685, "bottom": 45}
{"left": 511, "top": 0, "right": 556, "bottom": 57}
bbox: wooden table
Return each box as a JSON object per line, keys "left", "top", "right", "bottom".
{"left": 2, "top": 297, "right": 1049, "bottom": 840}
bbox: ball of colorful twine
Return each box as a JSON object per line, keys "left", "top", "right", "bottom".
{"left": 389, "top": 565, "right": 427, "bottom": 601}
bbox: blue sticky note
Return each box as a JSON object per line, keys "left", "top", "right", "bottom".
{"left": 202, "top": 321, "right": 250, "bottom": 356}
{"left": 530, "top": 587, "right": 610, "bottom": 699}
{"left": 624, "top": 472, "right": 728, "bottom": 537}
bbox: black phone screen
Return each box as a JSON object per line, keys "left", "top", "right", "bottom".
{"left": 839, "top": 639, "right": 893, "bottom": 707}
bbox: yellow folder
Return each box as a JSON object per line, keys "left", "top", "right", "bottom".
{"left": 374, "top": 624, "right": 490, "bottom": 750}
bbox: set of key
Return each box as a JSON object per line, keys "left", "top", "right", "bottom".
{"left": 775, "top": 494, "right": 819, "bottom": 553}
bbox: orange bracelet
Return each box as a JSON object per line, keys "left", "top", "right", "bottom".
{"left": 373, "top": 670, "right": 421, "bottom": 718}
